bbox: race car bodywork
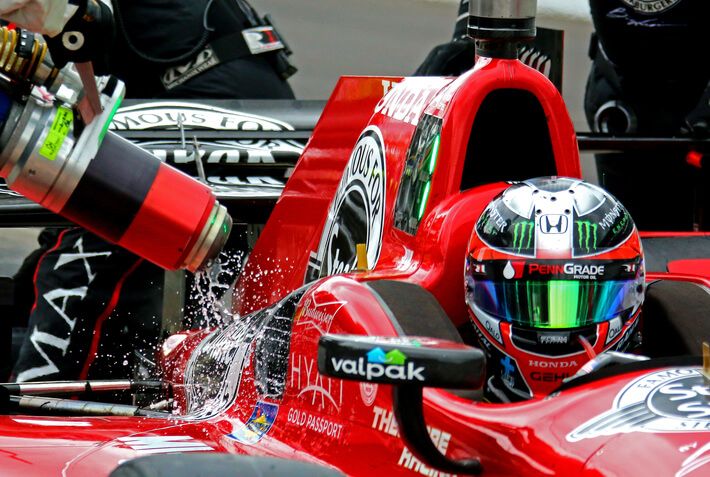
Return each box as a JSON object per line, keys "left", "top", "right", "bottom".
{"left": 0, "top": 54, "right": 709, "bottom": 477}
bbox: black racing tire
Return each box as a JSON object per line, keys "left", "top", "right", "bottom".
{"left": 110, "top": 454, "right": 345, "bottom": 477}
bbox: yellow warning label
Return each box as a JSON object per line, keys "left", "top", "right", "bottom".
{"left": 39, "top": 106, "right": 73, "bottom": 161}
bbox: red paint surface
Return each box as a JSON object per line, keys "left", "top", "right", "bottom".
{"left": 667, "top": 259, "right": 710, "bottom": 278}
{"left": 119, "top": 163, "right": 215, "bottom": 270}
{"left": 1, "top": 278, "right": 702, "bottom": 476}
{"left": 4, "top": 58, "right": 707, "bottom": 477}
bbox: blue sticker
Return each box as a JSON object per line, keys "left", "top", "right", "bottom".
{"left": 501, "top": 356, "right": 516, "bottom": 388}
{"left": 227, "top": 401, "right": 279, "bottom": 445}
{"left": 367, "top": 347, "right": 387, "bottom": 364}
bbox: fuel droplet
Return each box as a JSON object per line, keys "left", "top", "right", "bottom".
{"left": 503, "top": 261, "right": 515, "bottom": 280}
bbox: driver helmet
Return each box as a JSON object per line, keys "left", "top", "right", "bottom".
{"left": 465, "top": 177, "right": 645, "bottom": 401}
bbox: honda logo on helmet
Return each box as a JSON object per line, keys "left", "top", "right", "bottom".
{"left": 540, "top": 214, "right": 568, "bottom": 234}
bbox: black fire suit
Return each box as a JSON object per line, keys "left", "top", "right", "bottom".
{"left": 585, "top": 0, "right": 710, "bottom": 230}
{"left": 9, "top": 0, "right": 294, "bottom": 384}
{"left": 414, "top": 0, "right": 474, "bottom": 76}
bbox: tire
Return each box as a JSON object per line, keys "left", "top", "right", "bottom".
{"left": 110, "top": 453, "right": 345, "bottom": 477}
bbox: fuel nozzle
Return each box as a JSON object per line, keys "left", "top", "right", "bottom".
{"left": 468, "top": 0, "right": 538, "bottom": 58}
{"left": 0, "top": 62, "right": 232, "bottom": 273}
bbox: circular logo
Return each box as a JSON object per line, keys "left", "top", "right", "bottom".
{"left": 567, "top": 368, "right": 710, "bottom": 442}
{"left": 647, "top": 374, "right": 710, "bottom": 421}
{"left": 306, "top": 126, "right": 386, "bottom": 282}
{"left": 360, "top": 382, "right": 378, "bottom": 407}
{"left": 620, "top": 0, "right": 681, "bottom": 14}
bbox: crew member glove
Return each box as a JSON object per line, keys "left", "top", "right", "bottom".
{"left": 683, "top": 82, "right": 710, "bottom": 138}
{"left": 0, "top": 0, "right": 70, "bottom": 36}
{"left": 44, "top": 0, "right": 114, "bottom": 73}
{"left": 414, "top": 38, "right": 476, "bottom": 77}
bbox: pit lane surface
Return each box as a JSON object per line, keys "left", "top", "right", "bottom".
{"left": 254, "top": 0, "right": 591, "bottom": 129}
{"left": 254, "top": 0, "right": 459, "bottom": 99}
{"left": 254, "top": 0, "right": 596, "bottom": 178}
{"left": 0, "top": 228, "right": 39, "bottom": 277}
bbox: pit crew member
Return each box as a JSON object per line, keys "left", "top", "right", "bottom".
{"left": 4, "top": 0, "right": 295, "bottom": 384}
{"left": 585, "top": 0, "right": 710, "bottom": 230}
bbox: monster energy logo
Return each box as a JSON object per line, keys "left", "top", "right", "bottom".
{"left": 612, "top": 213, "right": 630, "bottom": 236}
{"left": 512, "top": 221, "right": 534, "bottom": 251}
{"left": 480, "top": 207, "right": 507, "bottom": 235}
{"left": 479, "top": 213, "right": 490, "bottom": 231}
{"left": 577, "top": 221, "right": 598, "bottom": 252}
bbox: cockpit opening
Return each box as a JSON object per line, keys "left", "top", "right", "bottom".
{"left": 461, "top": 89, "right": 556, "bottom": 191}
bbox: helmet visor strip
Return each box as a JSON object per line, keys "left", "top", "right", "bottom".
{"left": 466, "top": 259, "right": 643, "bottom": 329}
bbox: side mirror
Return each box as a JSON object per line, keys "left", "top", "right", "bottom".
{"left": 318, "top": 334, "right": 485, "bottom": 475}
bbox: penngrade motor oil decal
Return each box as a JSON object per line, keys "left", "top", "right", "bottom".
{"left": 567, "top": 368, "right": 710, "bottom": 442}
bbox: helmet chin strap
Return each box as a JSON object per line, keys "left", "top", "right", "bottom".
{"left": 578, "top": 335, "right": 597, "bottom": 360}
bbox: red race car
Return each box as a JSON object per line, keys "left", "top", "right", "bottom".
{"left": 1, "top": 1, "right": 709, "bottom": 476}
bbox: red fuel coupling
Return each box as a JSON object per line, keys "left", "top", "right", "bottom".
{"left": 60, "top": 132, "right": 231, "bottom": 271}
{"left": 0, "top": 80, "right": 231, "bottom": 272}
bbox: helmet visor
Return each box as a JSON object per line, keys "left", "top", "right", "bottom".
{"left": 469, "top": 279, "right": 640, "bottom": 329}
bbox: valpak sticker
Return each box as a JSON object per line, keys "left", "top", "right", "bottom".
{"left": 330, "top": 347, "right": 425, "bottom": 382}
{"left": 567, "top": 368, "right": 710, "bottom": 442}
{"left": 306, "top": 126, "right": 386, "bottom": 282}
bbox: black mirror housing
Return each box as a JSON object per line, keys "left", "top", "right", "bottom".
{"left": 318, "top": 334, "right": 486, "bottom": 389}
{"left": 318, "top": 334, "right": 485, "bottom": 475}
